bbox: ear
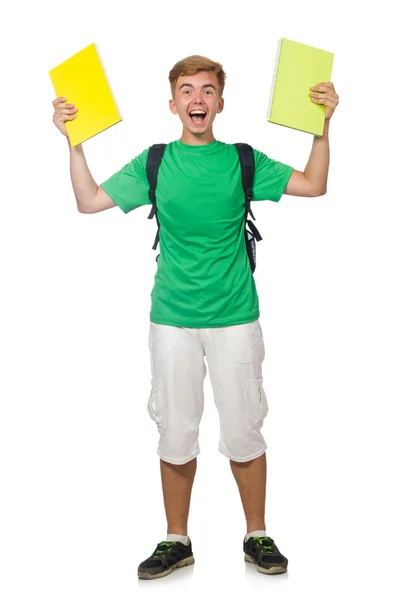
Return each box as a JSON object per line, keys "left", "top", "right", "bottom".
{"left": 217, "top": 97, "right": 224, "bottom": 114}
{"left": 169, "top": 99, "right": 178, "bottom": 115}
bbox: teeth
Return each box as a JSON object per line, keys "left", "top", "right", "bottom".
{"left": 190, "top": 110, "right": 206, "bottom": 115}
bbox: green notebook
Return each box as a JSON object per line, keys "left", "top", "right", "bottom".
{"left": 267, "top": 38, "right": 334, "bottom": 136}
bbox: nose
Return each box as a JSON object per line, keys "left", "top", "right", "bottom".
{"left": 192, "top": 90, "right": 204, "bottom": 103}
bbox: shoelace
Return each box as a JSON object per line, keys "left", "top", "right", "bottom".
{"left": 252, "top": 536, "right": 275, "bottom": 554}
{"left": 152, "top": 541, "right": 177, "bottom": 558}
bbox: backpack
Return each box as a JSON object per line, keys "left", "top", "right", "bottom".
{"left": 146, "top": 143, "right": 263, "bottom": 273}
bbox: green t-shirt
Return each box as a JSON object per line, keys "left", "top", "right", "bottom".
{"left": 100, "top": 139, "right": 293, "bottom": 328}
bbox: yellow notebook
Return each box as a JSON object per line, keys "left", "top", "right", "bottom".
{"left": 267, "top": 38, "right": 334, "bottom": 136}
{"left": 49, "top": 43, "right": 122, "bottom": 146}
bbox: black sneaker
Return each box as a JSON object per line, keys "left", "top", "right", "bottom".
{"left": 243, "top": 535, "right": 288, "bottom": 574}
{"left": 137, "top": 538, "right": 194, "bottom": 580}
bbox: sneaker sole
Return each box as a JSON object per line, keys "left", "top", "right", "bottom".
{"left": 244, "top": 554, "right": 287, "bottom": 575}
{"left": 138, "top": 555, "right": 195, "bottom": 580}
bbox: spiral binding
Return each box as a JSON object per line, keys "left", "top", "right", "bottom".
{"left": 267, "top": 38, "right": 283, "bottom": 121}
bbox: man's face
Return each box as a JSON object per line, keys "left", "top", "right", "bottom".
{"left": 169, "top": 71, "right": 224, "bottom": 137}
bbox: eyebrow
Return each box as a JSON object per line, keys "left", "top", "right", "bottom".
{"left": 179, "top": 83, "right": 216, "bottom": 91}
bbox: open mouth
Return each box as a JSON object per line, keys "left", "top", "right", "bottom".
{"left": 188, "top": 110, "right": 208, "bottom": 126}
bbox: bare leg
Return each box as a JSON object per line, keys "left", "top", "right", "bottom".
{"left": 229, "top": 452, "right": 267, "bottom": 534}
{"left": 160, "top": 457, "right": 197, "bottom": 536}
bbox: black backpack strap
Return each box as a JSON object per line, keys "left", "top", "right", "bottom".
{"left": 234, "top": 143, "right": 262, "bottom": 242}
{"left": 146, "top": 143, "right": 167, "bottom": 251}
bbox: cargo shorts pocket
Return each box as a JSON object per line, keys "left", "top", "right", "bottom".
{"left": 147, "top": 377, "right": 167, "bottom": 430}
{"left": 245, "top": 378, "right": 269, "bottom": 430}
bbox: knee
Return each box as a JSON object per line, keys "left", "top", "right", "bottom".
{"left": 220, "top": 378, "right": 269, "bottom": 460}
{"left": 220, "top": 427, "right": 267, "bottom": 462}
{"left": 157, "top": 426, "right": 200, "bottom": 465}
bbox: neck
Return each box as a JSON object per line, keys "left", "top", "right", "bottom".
{"left": 180, "top": 127, "right": 215, "bottom": 146}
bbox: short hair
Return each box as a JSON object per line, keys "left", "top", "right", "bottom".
{"left": 169, "top": 55, "right": 226, "bottom": 99}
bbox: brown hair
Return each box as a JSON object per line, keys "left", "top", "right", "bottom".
{"left": 169, "top": 55, "right": 226, "bottom": 99}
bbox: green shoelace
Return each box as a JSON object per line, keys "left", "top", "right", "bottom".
{"left": 153, "top": 541, "right": 177, "bottom": 557}
{"left": 252, "top": 536, "right": 274, "bottom": 554}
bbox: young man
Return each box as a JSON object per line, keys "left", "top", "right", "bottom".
{"left": 52, "top": 55, "right": 339, "bottom": 580}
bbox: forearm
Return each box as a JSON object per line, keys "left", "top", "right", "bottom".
{"left": 67, "top": 137, "right": 98, "bottom": 211}
{"left": 304, "top": 119, "right": 330, "bottom": 194}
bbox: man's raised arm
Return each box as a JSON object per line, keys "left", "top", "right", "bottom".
{"left": 52, "top": 96, "right": 116, "bottom": 213}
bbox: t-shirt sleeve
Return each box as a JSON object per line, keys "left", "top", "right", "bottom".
{"left": 252, "top": 148, "right": 294, "bottom": 202}
{"left": 99, "top": 147, "right": 152, "bottom": 214}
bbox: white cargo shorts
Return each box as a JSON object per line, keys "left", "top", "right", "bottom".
{"left": 147, "top": 319, "right": 268, "bottom": 465}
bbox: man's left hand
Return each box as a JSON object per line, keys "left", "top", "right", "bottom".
{"left": 310, "top": 82, "right": 339, "bottom": 120}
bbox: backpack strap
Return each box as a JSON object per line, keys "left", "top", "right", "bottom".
{"left": 234, "top": 143, "right": 263, "bottom": 243}
{"left": 146, "top": 143, "right": 167, "bottom": 251}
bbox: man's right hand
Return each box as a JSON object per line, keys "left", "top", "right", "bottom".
{"left": 52, "top": 97, "right": 78, "bottom": 137}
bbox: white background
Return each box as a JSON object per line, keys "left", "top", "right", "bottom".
{"left": 1, "top": 0, "right": 396, "bottom": 598}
